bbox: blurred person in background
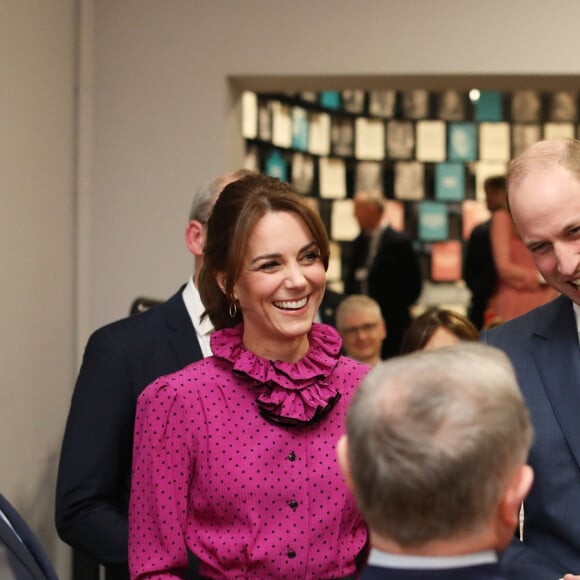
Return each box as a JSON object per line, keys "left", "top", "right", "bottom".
{"left": 463, "top": 175, "right": 505, "bottom": 329}
{"left": 400, "top": 307, "right": 479, "bottom": 354}
{"left": 336, "top": 294, "right": 386, "bottom": 367}
{"left": 346, "top": 189, "right": 422, "bottom": 358}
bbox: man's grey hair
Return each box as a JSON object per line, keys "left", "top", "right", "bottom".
{"left": 345, "top": 342, "right": 533, "bottom": 547}
{"left": 188, "top": 169, "right": 255, "bottom": 223}
{"left": 336, "top": 294, "right": 383, "bottom": 330}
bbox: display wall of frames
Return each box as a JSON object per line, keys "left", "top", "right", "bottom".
{"left": 241, "top": 89, "right": 578, "bottom": 307}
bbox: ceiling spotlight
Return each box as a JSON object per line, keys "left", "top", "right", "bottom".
{"left": 469, "top": 89, "right": 481, "bottom": 102}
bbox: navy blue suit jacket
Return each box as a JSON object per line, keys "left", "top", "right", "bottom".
{"left": 0, "top": 494, "right": 58, "bottom": 580}
{"left": 483, "top": 294, "right": 580, "bottom": 578}
{"left": 55, "top": 288, "right": 202, "bottom": 575}
{"left": 360, "top": 563, "right": 505, "bottom": 579}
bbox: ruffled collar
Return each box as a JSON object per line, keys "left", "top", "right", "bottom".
{"left": 210, "top": 323, "right": 343, "bottom": 426}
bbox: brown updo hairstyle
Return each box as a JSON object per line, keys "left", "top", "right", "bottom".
{"left": 198, "top": 173, "right": 330, "bottom": 330}
{"left": 399, "top": 308, "right": 479, "bottom": 355}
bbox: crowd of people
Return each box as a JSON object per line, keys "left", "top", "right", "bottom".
{"left": 6, "top": 138, "right": 580, "bottom": 579}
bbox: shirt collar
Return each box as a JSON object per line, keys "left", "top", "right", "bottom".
{"left": 573, "top": 302, "right": 580, "bottom": 345}
{"left": 182, "top": 276, "right": 213, "bottom": 357}
{"left": 366, "top": 548, "right": 497, "bottom": 570}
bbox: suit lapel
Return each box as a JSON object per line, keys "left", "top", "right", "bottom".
{"left": 530, "top": 296, "right": 580, "bottom": 470}
{"left": 164, "top": 289, "right": 203, "bottom": 369}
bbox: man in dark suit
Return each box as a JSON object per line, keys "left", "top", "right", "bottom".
{"left": 337, "top": 343, "right": 534, "bottom": 580}
{"left": 463, "top": 175, "right": 506, "bottom": 329}
{"left": 345, "top": 190, "right": 422, "bottom": 358}
{"left": 55, "top": 170, "right": 250, "bottom": 580}
{"left": 0, "top": 494, "right": 58, "bottom": 580}
{"left": 482, "top": 138, "right": 580, "bottom": 580}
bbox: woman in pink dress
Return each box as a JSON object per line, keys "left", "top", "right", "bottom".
{"left": 128, "top": 174, "right": 369, "bottom": 579}
{"left": 487, "top": 208, "right": 556, "bottom": 323}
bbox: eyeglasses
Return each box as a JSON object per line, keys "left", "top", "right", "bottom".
{"left": 340, "top": 322, "right": 381, "bottom": 336}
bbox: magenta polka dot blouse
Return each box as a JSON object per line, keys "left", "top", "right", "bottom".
{"left": 128, "top": 323, "right": 369, "bottom": 579}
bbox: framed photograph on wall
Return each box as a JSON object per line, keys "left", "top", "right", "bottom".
{"left": 511, "top": 90, "right": 542, "bottom": 122}
{"left": 438, "top": 90, "right": 466, "bottom": 121}
{"left": 291, "top": 107, "right": 309, "bottom": 151}
{"left": 355, "top": 161, "right": 383, "bottom": 194}
{"left": 543, "top": 122, "right": 575, "bottom": 140}
{"left": 257, "top": 99, "right": 272, "bottom": 142}
{"left": 386, "top": 120, "right": 414, "bottom": 159}
{"left": 474, "top": 91, "right": 503, "bottom": 122}
{"left": 355, "top": 118, "right": 385, "bottom": 160}
{"left": 320, "top": 91, "right": 341, "bottom": 110}
{"left": 271, "top": 101, "right": 292, "bottom": 148}
{"left": 402, "top": 89, "right": 429, "bottom": 119}
{"left": 416, "top": 120, "right": 446, "bottom": 162}
{"left": 330, "top": 116, "right": 354, "bottom": 157}
{"left": 265, "top": 149, "right": 288, "bottom": 182}
{"left": 479, "top": 122, "right": 510, "bottom": 161}
{"left": 368, "top": 90, "right": 397, "bottom": 118}
{"left": 308, "top": 112, "right": 331, "bottom": 156}
{"left": 241, "top": 91, "right": 258, "bottom": 139}
{"left": 448, "top": 123, "right": 477, "bottom": 161}
{"left": 435, "top": 163, "right": 465, "bottom": 202}
{"left": 431, "top": 241, "right": 462, "bottom": 281}
{"left": 244, "top": 144, "right": 261, "bottom": 172}
{"left": 319, "top": 157, "right": 347, "bottom": 199}
{"left": 291, "top": 152, "right": 315, "bottom": 195}
{"left": 512, "top": 123, "right": 541, "bottom": 158}
{"left": 394, "top": 161, "right": 424, "bottom": 200}
{"left": 549, "top": 91, "right": 577, "bottom": 122}
{"left": 342, "top": 90, "right": 366, "bottom": 114}
{"left": 418, "top": 201, "right": 448, "bottom": 241}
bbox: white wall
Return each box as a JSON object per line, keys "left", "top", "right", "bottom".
{"left": 1, "top": 1, "right": 76, "bottom": 578}
{"left": 90, "top": 0, "right": 580, "bottom": 331}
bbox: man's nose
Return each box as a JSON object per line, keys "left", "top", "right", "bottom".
{"left": 555, "top": 243, "right": 579, "bottom": 277}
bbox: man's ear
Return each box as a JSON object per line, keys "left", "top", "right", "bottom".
{"left": 185, "top": 220, "right": 205, "bottom": 258}
{"left": 495, "top": 464, "right": 534, "bottom": 549}
{"left": 379, "top": 319, "right": 387, "bottom": 340}
{"left": 504, "top": 464, "right": 534, "bottom": 517}
{"left": 336, "top": 435, "right": 355, "bottom": 492}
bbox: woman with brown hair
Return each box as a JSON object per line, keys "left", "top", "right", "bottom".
{"left": 399, "top": 308, "right": 479, "bottom": 354}
{"left": 128, "top": 174, "right": 368, "bottom": 579}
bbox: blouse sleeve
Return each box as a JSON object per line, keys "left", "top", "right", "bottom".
{"left": 129, "top": 375, "right": 194, "bottom": 579}
{"left": 490, "top": 209, "right": 539, "bottom": 290}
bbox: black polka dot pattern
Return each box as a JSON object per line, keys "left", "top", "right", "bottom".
{"left": 128, "top": 323, "right": 369, "bottom": 579}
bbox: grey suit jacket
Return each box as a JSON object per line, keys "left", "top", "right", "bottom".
{"left": 483, "top": 294, "right": 580, "bottom": 578}
{"left": 0, "top": 494, "right": 58, "bottom": 580}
